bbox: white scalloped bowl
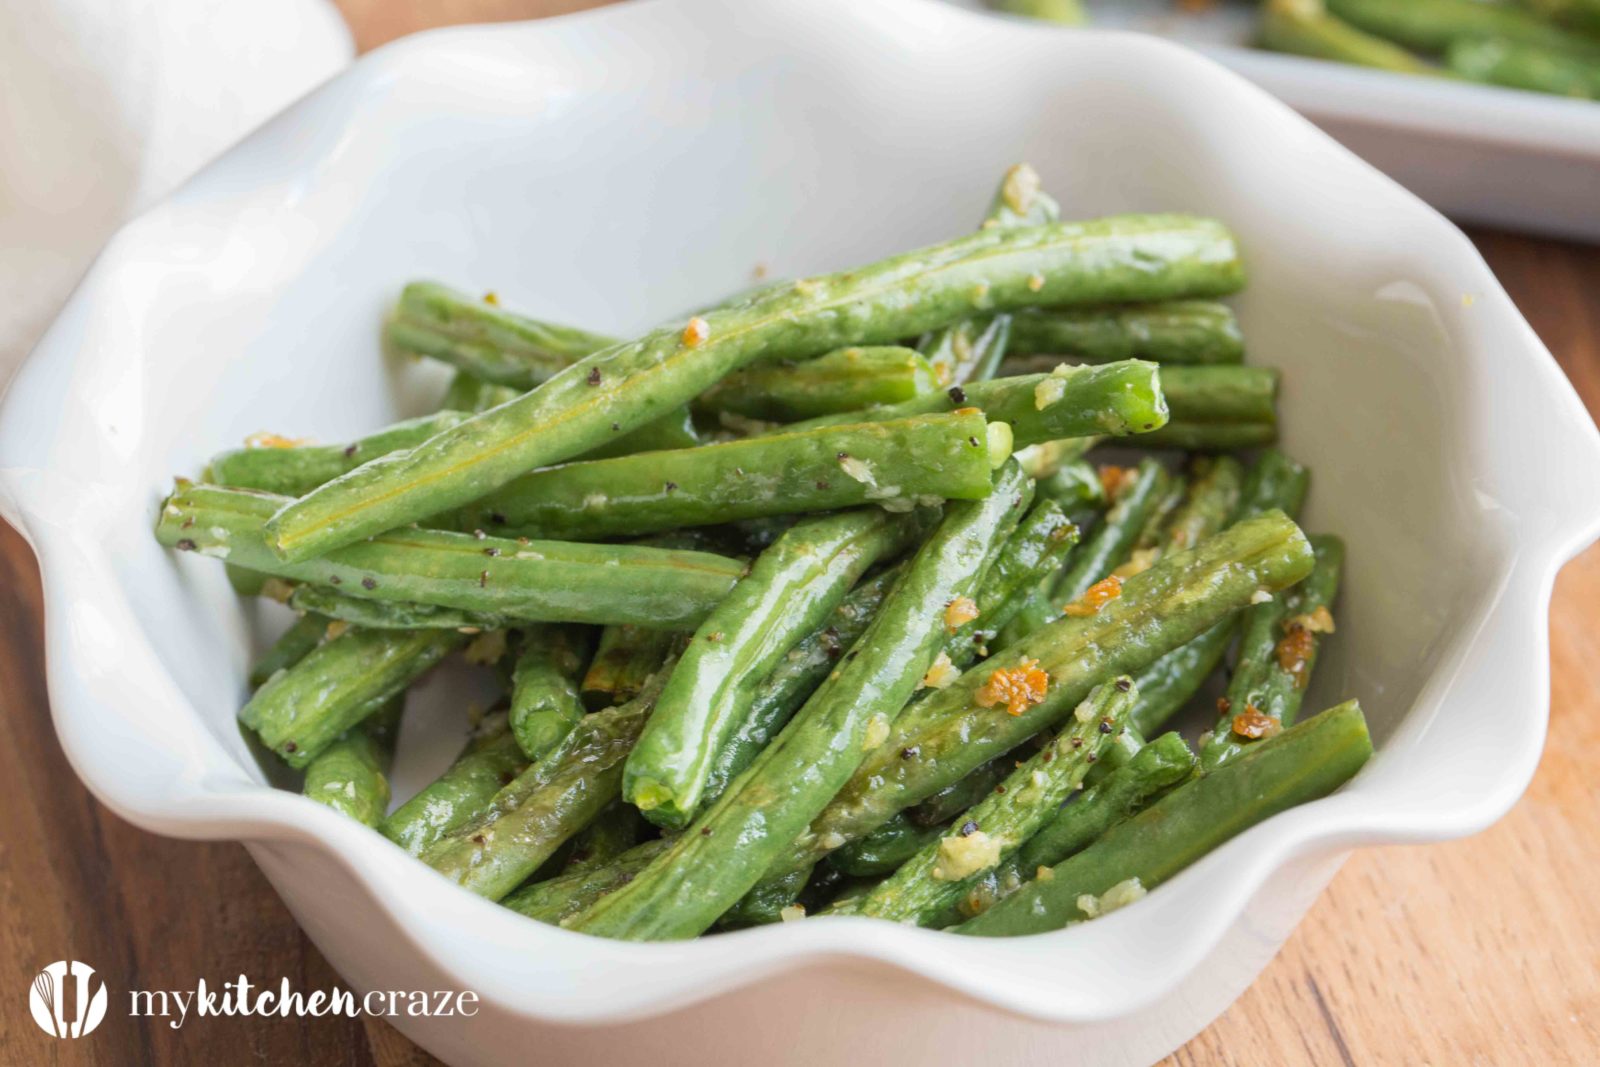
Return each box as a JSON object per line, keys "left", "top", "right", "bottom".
{"left": 3, "top": 1, "right": 1598, "bottom": 1064}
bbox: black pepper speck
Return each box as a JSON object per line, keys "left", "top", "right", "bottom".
{"left": 362, "top": 577, "right": 377, "bottom": 590}
{"left": 948, "top": 386, "right": 967, "bottom": 404}
{"left": 587, "top": 367, "right": 602, "bottom": 386}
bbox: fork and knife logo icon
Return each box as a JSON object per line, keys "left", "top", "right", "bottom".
{"left": 28, "top": 960, "right": 107, "bottom": 1039}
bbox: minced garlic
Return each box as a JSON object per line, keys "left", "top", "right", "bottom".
{"left": 244, "top": 432, "right": 308, "bottom": 449}
{"left": 1288, "top": 605, "right": 1336, "bottom": 634}
{"left": 682, "top": 316, "right": 711, "bottom": 346}
{"left": 921, "top": 651, "right": 960, "bottom": 690}
{"left": 862, "top": 714, "right": 891, "bottom": 752}
{"left": 975, "top": 657, "right": 1050, "bottom": 717}
{"left": 944, "top": 596, "right": 979, "bottom": 633}
{"left": 1062, "top": 574, "right": 1122, "bottom": 617}
{"left": 1076, "top": 877, "right": 1147, "bottom": 919}
{"left": 934, "top": 830, "right": 1002, "bottom": 881}
{"left": 779, "top": 904, "right": 806, "bottom": 922}
{"left": 838, "top": 454, "right": 875, "bottom": 485}
{"left": 1033, "top": 376, "right": 1066, "bottom": 411}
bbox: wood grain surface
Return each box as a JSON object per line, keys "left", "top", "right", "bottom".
{"left": 1, "top": 8, "right": 1596, "bottom": 1064}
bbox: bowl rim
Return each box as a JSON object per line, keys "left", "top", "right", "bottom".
{"left": 5, "top": 0, "right": 1600, "bottom": 1027}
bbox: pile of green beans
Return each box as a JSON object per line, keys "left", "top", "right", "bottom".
{"left": 159, "top": 164, "right": 1372, "bottom": 943}
{"left": 1256, "top": 0, "right": 1600, "bottom": 100}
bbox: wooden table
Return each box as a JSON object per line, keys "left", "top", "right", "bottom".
{"left": 2, "top": 8, "right": 1597, "bottom": 1062}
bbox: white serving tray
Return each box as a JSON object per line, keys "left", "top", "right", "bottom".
{"left": 955, "top": 0, "right": 1600, "bottom": 241}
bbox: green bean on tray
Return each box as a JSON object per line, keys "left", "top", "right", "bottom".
{"left": 157, "top": 165, "right": 1376, "bottom": 943}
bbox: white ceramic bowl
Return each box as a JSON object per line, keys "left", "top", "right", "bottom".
{"left": 4, "top": 1, "right": 1598, "bottom": 1064}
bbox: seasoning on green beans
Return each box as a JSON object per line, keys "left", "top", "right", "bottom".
{"left": 1202, "top": 534, "right": 1344, "bottom": 771}
{"left": 843, "top": 677, "right": 1136, "bottom": 927}
{"left": 568, "top": 462, "right": 1033, "bottom": 940}
{"left": 509, "top": 625, "right": 591, "bottom": 761}
{"left": 763, "top": 510, "right": 1314, "bottom": 883}
{"left": 695, "top": 346, "right": 939, "bottom": 421}
{"left": 241, "top": 626, "right": 463, "bottom": 768}
{"left": 957, "top": 700, "right": 1372, "bottom": 937}
{"left": 1005, "top": 301, "right": 1244, "bottom": 366}
{"left": 460, "top": 410, "right": 1007, "bottom": 541}
{"left": 265, "top": 215, "right": 1244, "bottom": 562}
{"left": 382, "top": 713, "right": 529, "bottom": 855}
{"left": 389, "top": 281, "right": 614, "bottom": 387}
{"left": 156, "top": 483, "right": 746, "bottom": 630}
{"left": 626, "top": 509, "right": 924, "bottom": 830}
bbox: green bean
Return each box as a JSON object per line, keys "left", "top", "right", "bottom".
{"left": 1159, "top": 366, "right": 1278, "bottom": 424}
{"left": 249, "top": 612, "right": 328, "bottom": 688}
{"left": 388, "top": 281, "right": 613, "bottom": 387}
{"left": 957, "top": 700, "right": 1372, "bottom": 936}
{"left": 1005, "top": 301, "right": 1244, "bottom": 366}
{"left": 717, "top": 866, "right": 813, "bottom": 929}
{"left": 1014, "top": 436, "right": 1095, "bottom": 481}
{"left": 422, "top": 668, "right": 670, "bottom": 900}
{"left": 627, "top": 510, "right": 924, "bottom": 830}
{"left": 946, "top": 497, "right": 1080, "bottom": 664}
{"left": 1519, "top": 0, "right": 1600, "bottom": 36}
{"left": 920, "top": 317, "right": 1014, "bottom": 389}
{"left": 1259, "top": 0, "right": 1442, "bottom": 76}
{"left": 265, "top": 215, "right": 1244, "bottom": 562}
{"left": 460, "top": 411, "right": 1006, "bottom": 541}
{"left": 700, "top": 566, "right": 903, "bottom": 803}
{"left": 786, "top": 360, "right": 1169, "bottom": 446}
{"left": 288, "top": 585, "right": 510, "bottom": 631}
{"left": 1203, "top": 534, "right": 1345, "bottom": 771}
{"left": 1133, "top": 420, "right": 1277, "bottom": 452}
{"left": 917, "top": 163, "right": 1060, "bottom": 387}
{"left": 563, "top": 801, "right": 645, "bottom": 874}
{"left": 241, "top": 626, "right": 463, "bottom": 768}
{"left": 1446, "top": 36, "right": 1600, "bottom": 97}
{"left": 501, "top": 839, "right": 670, "bottom": 925}
{"left": 1018, "top": 731, "right": 1195, "bottom": 873}
{"left": 156, "top": 483, "right": 746, "bottom": 630}
{"left": 766, "top": 510, "right": 1315, "bottom": 881}
{"left": 1233, "top": 448, "right": 1312, "bottom": 521}
{"left": 439, "top": 372, "right": 520, "bottom": 414}
{"left": 1126, "top": 451, "right": 1298, "bottom": 735}
{"left": 301, "top": 698, "right": 400, "bottom": 827}
{"left": 1326, "top": 0, "right": 1600, "bottom": 56}
{"left": 583, "top": 625, "right": 684, "bottom": 708}
{"left": 844, "top": 677, "right": 1136, "bottom": 927}
{"left": 577, "top": 406, "right": 703, "bottom": 461}
{"left": 207, "top": 413, "right": 473, "bottom": 498}
{"left": 1161, "top": 456, "right": 1246, "bottom": 553}
{"left": 1127, "top": 631, "right": 1235, "bottom": 736}
{"left": 569, "top": 463, "right": 1034, "bottom": 940}
{"left": 988, "top": 0, "right": 1086, "bottom": 23}
{"left": 1035, "top": 459, "right": 1105, "bottom": 511}
{"left": 509, "top": 625, "right": 591, "bottom": 761}
{"left": 829, "top": 759, "right": 1014, "bottom": 877}
{"left": 382, "top": 713, "right": 529, "bottom": 855}
{"left": 1052, "top": 457, "right": 1172, "bottom": 604}
{"left": 1134, "top": 476, "right": 1187, "bottom": 552}
{"left": 695, "top": 346, "right": 938, "bottom": 421}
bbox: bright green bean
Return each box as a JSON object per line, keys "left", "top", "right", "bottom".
{"left": 265, "top": 215, "right": 1244, "bottom": 562}
{"left": 458, "top": 410, "right": 1006, "bottom": 541}
{"left": 156, "top": 483, "right": 746, "bottom": 630}
{"left": 957, "top": 700, "right": 1372, "bottom": 936}
{"left": 627, "top": 509, "right": 924, "bottom": 830}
